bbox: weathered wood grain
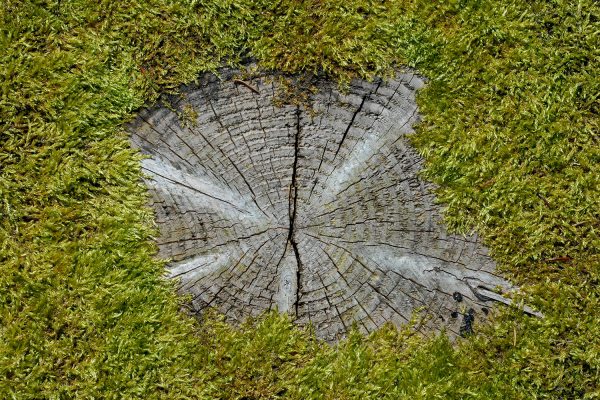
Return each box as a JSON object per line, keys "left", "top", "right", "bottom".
{"left": 129, "top": 69, "right": 514, "bottom": 342}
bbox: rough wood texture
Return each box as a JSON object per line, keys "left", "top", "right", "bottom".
{"left": 129, "top": 69, "right": 513, "bottom": 342}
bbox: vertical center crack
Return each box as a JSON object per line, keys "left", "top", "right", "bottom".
{"left": 288, "top": 106, "right": 303, "bottom": 317}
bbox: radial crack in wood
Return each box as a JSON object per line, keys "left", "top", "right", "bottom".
{"left": 129, "top": 68, "right": 516, "bottom": 342}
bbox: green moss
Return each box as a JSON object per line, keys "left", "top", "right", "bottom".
{"left": 1, "top": 0, "right": 598, "bottom": 398}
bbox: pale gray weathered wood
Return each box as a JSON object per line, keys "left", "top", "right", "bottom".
{"left": 129, "top": 69, "right": 515, "bottom": 342}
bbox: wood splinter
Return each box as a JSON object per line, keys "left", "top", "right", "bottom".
{"left": 233, "top": 79, "right": 259, "bottom": 94}
{"left": 467, "top": 280, "right": 544, "bottom": 318}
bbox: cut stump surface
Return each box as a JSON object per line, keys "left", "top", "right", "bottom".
{"left": 129, "top": 69, "right": 511, "bottom": 342}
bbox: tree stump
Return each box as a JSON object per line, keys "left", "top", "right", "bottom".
{"left": 129, "top": 69, "right": 511, "bottom": 342}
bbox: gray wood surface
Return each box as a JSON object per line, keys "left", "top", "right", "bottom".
{"left": 129, "top": 69, "right": 513, "bottom": 342}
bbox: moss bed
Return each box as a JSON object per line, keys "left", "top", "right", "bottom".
{"left": 1, "top": 0, "right": 598, "bottom": 398}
